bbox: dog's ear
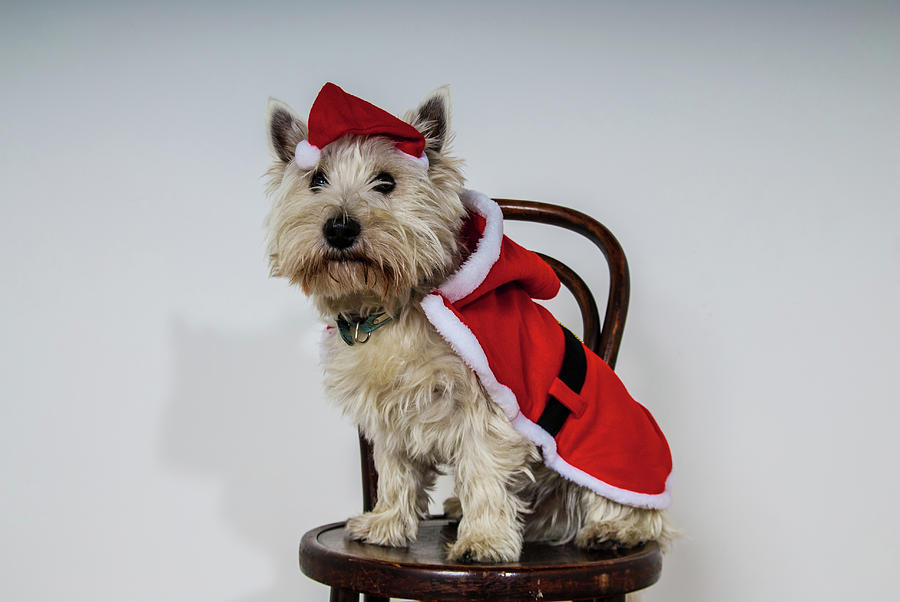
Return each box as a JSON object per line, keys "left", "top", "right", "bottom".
{"left": 266, "top": 98, "right": 308, "bottom": 164}
{"left": 411, "top": 86, "right": 451, "bottom": 154}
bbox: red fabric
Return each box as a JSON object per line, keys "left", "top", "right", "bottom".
{"left": 440, "top": 215, "right": 672, "bottom": 499}
{"left": 549, "top": 378, "right": 588, "bottom": 418}
{"left": 307, "top": 83, "right": 426, "bottom": 158}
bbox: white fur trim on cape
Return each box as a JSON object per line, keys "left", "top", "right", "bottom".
{"left": 437, "top": 189, "right": 504, "bottom": 303}
{"left": 421, "top": 192, "right": 671, "bottom": 510}
{"left": 294, "top": 140, "right": 321, "bottom": 169}
{"left": 421, "top": 293, "right": 520, "bottom": 420}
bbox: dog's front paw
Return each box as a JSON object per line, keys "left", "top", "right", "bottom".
{"left": 447, "top": 532, "right": 522, "bottom": 563}
{"left": 345, "top": 511, "right": 417, "bottom": 547}
{"left": 575, "top": 522, "right": 644, "bottom": 552}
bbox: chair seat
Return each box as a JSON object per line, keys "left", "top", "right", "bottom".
{"left": 300, "top": 518, "right": 662, "bottom": 601}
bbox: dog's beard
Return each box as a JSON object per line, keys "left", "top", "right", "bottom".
{"left": 302, "top": 255, "right": 393, "bottom": 299}
{"left": 274, "top": 239, "right": 459, "bottom": 314}
{"left": 278, "top": 243, "right": 408, "bottom": 307}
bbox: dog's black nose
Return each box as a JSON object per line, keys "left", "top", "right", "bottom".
{"left": 323, "top": 214, "right": 361, "bottom": 250}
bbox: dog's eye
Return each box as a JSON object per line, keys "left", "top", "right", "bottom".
{"left": 309, "top": 170, "right": 329, "bottom": 191}
{"left": 372, "top": 172, "right": 395, "bottom": 194}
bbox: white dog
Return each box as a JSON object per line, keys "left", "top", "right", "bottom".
{"left": 265, "top": 83, "right": 674, "bottom": 562}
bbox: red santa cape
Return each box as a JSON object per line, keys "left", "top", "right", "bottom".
{"left": 421, "top": 190, "right": 672, "bottom": 509}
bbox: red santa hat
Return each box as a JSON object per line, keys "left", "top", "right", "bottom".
{"left": 294, "top": 82, "right": 429, "bottom": 169}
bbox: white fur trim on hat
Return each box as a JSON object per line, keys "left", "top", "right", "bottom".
{"left": 402, "top": 151, "right": 429, "bottom": 169}
{"left": 294, "top": 140, "right": 321, "bottom": 169}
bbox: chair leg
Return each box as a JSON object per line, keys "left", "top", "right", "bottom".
{"left": 329, "top": 587, "right": 358, "bottom": 602}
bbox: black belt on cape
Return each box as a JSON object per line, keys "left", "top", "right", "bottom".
{"left": 536, "top": 325, "right": 588, "bottom": 437}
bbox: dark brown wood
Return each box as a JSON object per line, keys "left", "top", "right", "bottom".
{"left": 495, "top": 198, "right": 630, "bottom": 368}
{"left": 361, "top": 595, "right": 388, "bottom": 602}
{"left": 358, "top": 430, "right": 378, "bottom": 512}
{"left": 329, "top": 586, "right": 358, "bottom": 602}
{"left": 302, "top": 520, "right": 660, "bottom": 601}
{"left": 536, "top": 252, "right": 602, "bottom": 353}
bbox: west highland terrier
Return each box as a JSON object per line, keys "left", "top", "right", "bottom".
{"left": 264, "top": 83, "right": 674, "bottom": 563}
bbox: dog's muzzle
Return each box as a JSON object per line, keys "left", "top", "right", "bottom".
{"left": 323, "top": 213, "right": 361, "bottom": 250}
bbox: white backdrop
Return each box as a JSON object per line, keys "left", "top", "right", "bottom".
{"left": 2, "top": 2, "right": 898, "bottom": 601}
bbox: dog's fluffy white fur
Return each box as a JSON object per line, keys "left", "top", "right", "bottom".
{"left": 264, "top": 88, "right": 675, "bottom": 562}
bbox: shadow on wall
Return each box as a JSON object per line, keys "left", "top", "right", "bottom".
{"left": 158, "top": 311, "right": 359, "bottom": 602}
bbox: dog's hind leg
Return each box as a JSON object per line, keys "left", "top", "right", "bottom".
{"left": 575, "top": 489, "right": 675, "bottom": 551}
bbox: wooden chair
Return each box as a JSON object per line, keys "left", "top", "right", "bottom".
{"left": 300, "top": 199, "right": 662, "bottom": 601}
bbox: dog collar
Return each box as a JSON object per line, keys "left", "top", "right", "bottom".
{"left": 336, "top": 312, "right": 393, "bottom": 346}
